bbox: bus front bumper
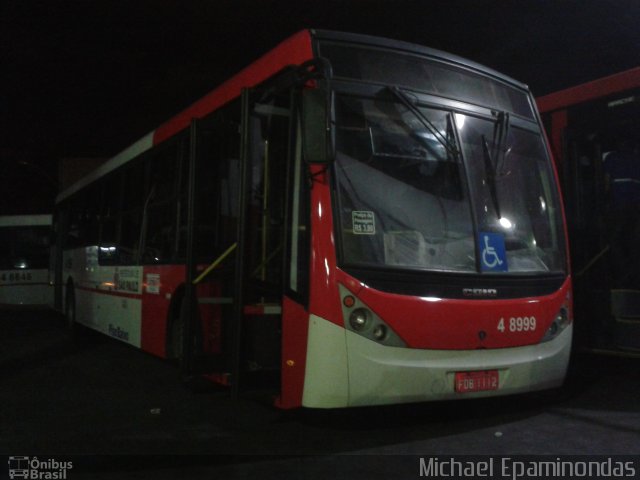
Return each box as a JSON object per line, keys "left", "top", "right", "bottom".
{"left": 302, "top": 314, "right": 572, "bottom": 408}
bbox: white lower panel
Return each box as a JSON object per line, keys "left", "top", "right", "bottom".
{"left": 346, "top": 324, "right": 572, "bottom": 406}
{"left": 302, "top": 314, "right": 349, "bottom": 408}
{"left": 0, "top": 284, "right": 52, "bottom": 306}
{"left": 0, "top": 269, "right": 51, "bottom": 306}
{"left": 77, "top": 289, "right": 142, "bottom": 348}
{"left": 302, "top": 314, "right": 572, "bottom": 408}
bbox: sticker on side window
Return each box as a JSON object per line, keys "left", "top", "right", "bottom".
{"left": 352, "top": 211, "right": 375, "bottom": 235}
{"left": 146, "top": 273, "right": 160, "bottom": 294}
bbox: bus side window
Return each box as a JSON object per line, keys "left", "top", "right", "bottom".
{"left": 99, "top": 173, "right": 123, "bottom": 265}
{"left": 142, "top": 142, "right": 180, "bottom": 264}
{"left": 176, "top": 106, "right": 241, "bottom": 265}
{"left": 218, "top": 156, "right": 239, "bottom": 246}
{"left": 118, "top": 161, "right": 145, "bottom": 265}
{"left": 64, "top": 186, "right": 100, "bottom": 249}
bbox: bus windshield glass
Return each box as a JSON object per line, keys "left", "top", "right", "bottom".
{"left": 0, "top": 225, "right": 50, "bottom": 270}
{"left": 333, "top": 94, "right": 566, "bottom": 275}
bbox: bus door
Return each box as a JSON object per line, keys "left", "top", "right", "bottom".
{"left": 230, "top": 85, "right": 298, "bottom": 398}
{"left": 245, "top": 89, "right": 290, "bottom": 384}
{"left": 564, "top": 123, "right": 610, "bottom": 346}
{"left": 179, "top": 111, "right": 242, "bottom": 377}
{"left": 564, "top": 94, "right": 640, "bottom": 350}
{"left": 183, "top": 82, "right": 301, "bottom": 398}
{"left": 183, "top": 79, "right": 312, "bottom": 405}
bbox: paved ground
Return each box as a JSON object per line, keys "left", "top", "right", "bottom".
{"left": 1, "top": 309, "right": 639, "bottom": 478}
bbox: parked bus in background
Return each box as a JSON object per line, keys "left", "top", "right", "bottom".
{"left": 538, "top": 67, "right": 640, "bottom": 354}
{"left": 52, "top": 30, "right": 572, "bottom": 408}
{"left": 0, "top": 214, "right": 52, "bottom": 307}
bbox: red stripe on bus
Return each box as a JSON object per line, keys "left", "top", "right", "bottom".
{"left": 152, "top": 29, "right": 313, "bottom": 146}
{"left": 537, "top": 67, "right": 640, "bottom": 113}
{"left": 275, "top": 296, "right": 309, "bottom": 409}
{"left": 76, "top": 285, "right": 142, "bottom": 300}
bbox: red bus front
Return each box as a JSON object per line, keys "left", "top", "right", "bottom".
{"left": 281, "top": 35, "right": 572, "bottom": 408}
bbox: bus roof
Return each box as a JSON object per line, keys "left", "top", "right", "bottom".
{"left": 0, "top": 214, "right": 52, "bottom": 227}
{"left": 537, "top": 66, "right": 640, "bottom": 113}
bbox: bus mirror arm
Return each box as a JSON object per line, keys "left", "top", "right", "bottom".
{"left": 296, "top": 57, "right": 333, "bottom": 84}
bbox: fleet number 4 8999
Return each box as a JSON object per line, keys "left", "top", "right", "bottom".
{"left": 497, "top": 316, "right": 536, "bottom": 332}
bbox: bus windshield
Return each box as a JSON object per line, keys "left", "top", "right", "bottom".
{"left": 0, "top": 225, "right": 50, "bottom": 270}
{"left": 333, "top": 93, "right": 566, "bottom": 275}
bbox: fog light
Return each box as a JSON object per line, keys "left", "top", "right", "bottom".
{"left": 339, "top": 284, "right": 407, "bottom": 347}
{"left": 557, "top": 307, "right": 569, "bottom": 327}
{"left": 541, "top": 306, "right": 570, "bottom": 343}
{"left": 372, "top": 324, "right": 387, "bottom": 340}
{"left": 349, "top": 308, "right": 370, "bottom": 331}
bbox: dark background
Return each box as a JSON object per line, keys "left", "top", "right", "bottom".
{"left": 2, "top": 0, "right": 640, "bottom": 215}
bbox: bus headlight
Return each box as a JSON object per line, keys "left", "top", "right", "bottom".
{"left": 339, "top": 284, "right": 406, "bottom": 347}
{"left": 349, "top": 308, "right": 370, "bottom": 331}
{"left": 14, "top": 259, "right": 28, "bottom": 269}
{"left": 541, "top": 306, "right": 571, "bottom": 343}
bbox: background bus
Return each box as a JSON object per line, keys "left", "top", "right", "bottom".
{"left": 538, "top": 67, "right": 640, "bottom": 354}
{"left": 53, "top": 29, "right": 572, "bottom": 408}
{"left": 0, "top": 214, "right": 52, "bottom": 307}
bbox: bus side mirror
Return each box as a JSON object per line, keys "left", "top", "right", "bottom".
{"left": 302, "top": 88, "right": 334, "bottom": 163}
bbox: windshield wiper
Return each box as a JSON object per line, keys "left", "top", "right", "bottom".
{"left": 481, "top": 111, "right": 512, "bottom": 218}
{"left": 493, "top": 111, "right": 510, "bottom": 175}
{"left": 386, "top": 85, "right": 460, "bottom": 158}
{"left": 482, "top": 134, "right": 501, "bottom": 219}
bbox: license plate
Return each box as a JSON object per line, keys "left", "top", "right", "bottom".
{"left": 454, "top": 370, "right": 499, "bottom": 393}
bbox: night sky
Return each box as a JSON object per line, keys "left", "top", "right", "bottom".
{"left": 2, "top": 0, "right": 640, "bottom": 215}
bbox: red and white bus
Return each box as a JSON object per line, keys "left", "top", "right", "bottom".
{"left": 52, "top": 30, "right": 572, "bottom": 408}
{"left": 0, "top": 214, "right": 52, "bottom": 307}
{"left": 538, "top": 68, "right": 640, "bottom": 354}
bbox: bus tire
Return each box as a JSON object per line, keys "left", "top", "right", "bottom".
{"left": 166, "top": 294, "right": 185, "bottom": 362}
{"left": 167, "top": 293, "right": 203, "bottom": 369}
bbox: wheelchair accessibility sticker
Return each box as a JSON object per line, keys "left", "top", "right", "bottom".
{"left": 478, "top": 232, "right": 508, "bottom": 272}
